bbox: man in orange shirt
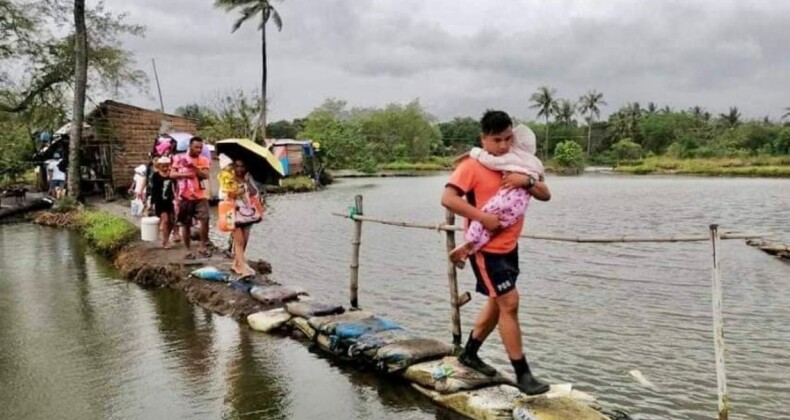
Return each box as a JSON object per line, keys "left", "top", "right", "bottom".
{"left": 171, "top": 136, "right": 211, "bottom": 258}
{"left": 441, "top": 110, "right": 551, "bottom": 395}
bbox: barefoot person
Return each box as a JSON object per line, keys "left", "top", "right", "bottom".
{"left": 171, "top": 137, "right": 211, "bottom": 259}
{"left": 441, "top": 110, "right": 551, "bottom": 395}
{"left": 218, "top": 157, "right": 261, "bottom": 277}
{"left": 449, "top": 124, "right": 544, "bottom": 267}
{"left": 151, "top": 157, "right": 176, "bottom": 249}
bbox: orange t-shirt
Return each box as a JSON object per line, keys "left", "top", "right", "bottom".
{"left": 447, "top": 157, "right": 524, "bottom": 254}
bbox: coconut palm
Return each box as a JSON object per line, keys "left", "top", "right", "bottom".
{"left": 645, "top": 102, "right": 658, "bottom": 115}
{"left": 782, "top": 107, "right": 790, "bottom": 120}
{"left": 578, "top": 90, "right": 606, "bottom": 156}
{"left": 718, "top": 106, "right": 740, "bottom": 128}
{"left": 215, "top": 0, "right": 283, "bottom": 141}
{"left": 553, "top": 99, "right": 576, "bottom": 126}
{"left": 529, "top": 86, "right": 557, "bottom": 159}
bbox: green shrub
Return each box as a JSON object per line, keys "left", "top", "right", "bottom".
{"left": 77, "top": 211, "right": 138, "bottom": 255}
{"left": 611, "top": 138, "right": 643, "bottom": 161}
{"left": 553, "top": 141, "right": 585, "bottom": 172}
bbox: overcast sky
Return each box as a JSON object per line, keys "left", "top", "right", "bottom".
{"left": 114, "top": 0, "right": 790, "bottom": 122}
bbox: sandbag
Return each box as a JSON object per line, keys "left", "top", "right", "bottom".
{"left": 250, "top": 285, "right": 307, "bottom": 304}
{"left": 290, "top": 317, "right": 317, "bottom": 340}
{"left": 248, "top": 309, "right": 292, "bottom": 333}
{"left": 285, "top": 301, "right": 345, "bottom": 318}
{"left": 190, "top": 266, "right": 229, "bottom": 282}
{"left": 347, "top": 329, "right": 416, "bottom": 358}
{"left": 375, "top": 338, "right": 454, "bottom": 372}
{"left": 403, "top": 357, "right": 511, "bottom": 394}
{"left": 412, "top": 383, "right": 522, "bottom": 420}
{"left": 333, "top": 316, "right": 401, "bottom": 340}
{"left": 512, "top": 395, "right": 609, "bottom": 420}
{"left": 308, "top": 311, "right": 374, "bottom": 333}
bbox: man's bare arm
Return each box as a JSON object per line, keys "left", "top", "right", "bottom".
{"left": 441, "top": 186, "right": 501, "bottom": 231}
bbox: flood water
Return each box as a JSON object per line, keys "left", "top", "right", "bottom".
{"left": 1, "top": 174, "right": 788, "bottom": 420}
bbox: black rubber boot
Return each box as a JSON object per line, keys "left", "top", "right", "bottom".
{"left": 517, "top": 371, "right": 550, "bottom": 395}
{"left": 512, "top": 357, "right": 550, "bottom": 395}
{"left": 458, "top": 350, "right": 498, "bottom": 377}
{"left": 457, "top": 332, "right": 497, "bottom": 377}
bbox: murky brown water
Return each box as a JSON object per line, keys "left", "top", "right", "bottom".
{"left": 1, "top": 174, "right": 788, "bottom": 419}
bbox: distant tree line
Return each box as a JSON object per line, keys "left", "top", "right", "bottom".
{"left": 176, "top": 87, "right": 790, "bottom": 173}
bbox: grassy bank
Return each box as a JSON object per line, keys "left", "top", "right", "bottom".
{"left": 78, "top": 210, "right": 138, "bottom": 255}
{"left": 378, "top": 156, "right": 454, "bottom": 172}
{"left": 37, "top": 201, "right": 138, "bottom": 256}
{"left": 266, "top": 175, "right": 318, "bottom": 194}
{"left": 614, "top": 156, "right": 790, "bottom": 177}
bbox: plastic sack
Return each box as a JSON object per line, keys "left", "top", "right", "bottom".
{"left": 250, "top": 285, "right": 307, "bottom": 305}
{"left": 130, "top": 198, "right": 144, "bottom": 217}
{"left": 512, "top": 395, "right": 610, "bottom": 420}
{"left": 347, "top": 329, "right": 415, "bottom": 358}
{"left": 374, "top": 338, "right": 454, "bottom": 372}
{"left": 403, "top": 357, "right": 511, "bottom": 394}
{"left": 413, "top": 383, "right": 523, "bottom": 420}
{"left": 248, "top": 309, "right": 293, "bottom": 333}
{"left": 333, "top": 316, "right": 401, "bottom": 340}
{"left": 190, "top": 266, "right": 229, "bottom": 282}
{"left": 217, "top": 200, "right": 235, "bottom": 232}
{"left": 308, "top": 311, "right": 374, "bottom": 333}
{"left": 285, "top": 301, "right": 344, "bottom": 318}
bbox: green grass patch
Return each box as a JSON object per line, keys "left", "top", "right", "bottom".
{"left": 272, "top": 175, "right": 317, "bottom": 193}
{"left": 379, "top": 160, "right": 449, "bottom": 171}
{"left": 77, "top": 210, "right": 138, "bottom": 256}
{"left": 614, "top": 156, "right": 790, "bottom": 177}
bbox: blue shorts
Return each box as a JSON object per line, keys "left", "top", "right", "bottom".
{"left": 49, "top": 180, "right": 65, "bottom": 190}
{"left": 469, "top": 246, "right": 520, "bottom": 297}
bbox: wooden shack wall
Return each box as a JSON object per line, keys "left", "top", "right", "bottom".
{"left": 90, "top": 101, "right": 197, "bottom": 189}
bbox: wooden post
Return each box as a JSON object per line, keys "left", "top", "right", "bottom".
{"left": 349, "top": 195, "right": 363, "bottom": 309}
{"left": 710, "top": 224, "right": 729, "bottom": 420}
{"left": 445, "top": 210, "right": 462, "bottom": 348}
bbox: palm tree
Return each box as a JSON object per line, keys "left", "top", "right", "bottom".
{"left": 69, "top": 0, "right": 88, "bottom": 200}
{"left": 782, "top": 107, "right": 790, "bottom": 120}
{"left": 578, "top": 90, "right": 606, "bottom": 156}
{"left": 690, "top": 106, "right": 705, "bottom": 120}
{"left": 553, "top": 99, "right": 576, "bottom": 125}
{"left": 718, "top": 106, "right": 740, "bottom": 128}
{"left": 215, "top": 0, "right": 283, "bottom": 142}
{"left": 529, "top": 86, "right": 556, "bottom": 160}
{"left": 645, "top": 102, "right": 658, "bottom": 115}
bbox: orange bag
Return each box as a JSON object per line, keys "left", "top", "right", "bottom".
{"left": 217, "top": 199, "right": 235, "bottom": 232}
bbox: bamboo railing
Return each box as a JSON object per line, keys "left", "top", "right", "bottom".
{"left": 333, "top": 196, "right": 772, "bottom": 420}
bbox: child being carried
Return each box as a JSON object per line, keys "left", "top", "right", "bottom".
{"left": 450, "top": 124, "right": 544, "bottom": 268}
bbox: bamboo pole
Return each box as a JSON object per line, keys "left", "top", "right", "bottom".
{"left": 445, "top": 210, "right": 462, "bottom": 348}
{"left": 710, "top": 224, "right": 730, "bottom": 420}
{"left": 349, "top": 195, "right": 363, "bottom": 309}
{"left": 331, "top": 212, "right": 767, "bottom": 243}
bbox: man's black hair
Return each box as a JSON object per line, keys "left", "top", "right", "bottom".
{"left": 480, "top": 110, "right": 512, "bottom": 135}
{"left": 190, "top": 136, "right": 204, "bottom": 145}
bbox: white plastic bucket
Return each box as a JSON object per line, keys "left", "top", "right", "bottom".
{"left": 141, "top": 216, "right": 160, "bottom": 242}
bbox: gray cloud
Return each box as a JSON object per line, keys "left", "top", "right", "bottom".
{"left": 110, "top": 0, "right": 790, "bottom": 121}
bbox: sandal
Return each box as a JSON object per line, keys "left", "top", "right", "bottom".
{"left": 184, "top": 252, "right": 196, "bottom": 260}
{"left": 198, "top": 249, "right": 212, "bottom": 258}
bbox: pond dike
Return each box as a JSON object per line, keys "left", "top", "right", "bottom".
{"left": 31, "top": 206, "right": 632, "bottom": 420}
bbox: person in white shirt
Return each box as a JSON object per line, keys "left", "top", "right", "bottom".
{"left": 47, "top": 158, "right": 67, "bottom": 198}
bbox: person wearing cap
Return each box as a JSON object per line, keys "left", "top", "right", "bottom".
{"left": 151, "top": 157, "right": 176, "bottom": 249}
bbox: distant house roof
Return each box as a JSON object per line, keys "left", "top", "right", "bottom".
{"left": 271, "top": 139, "right": 313, "bottom": 146}
{"left": 86, "top": 100, "right": 197, "bottom": 124}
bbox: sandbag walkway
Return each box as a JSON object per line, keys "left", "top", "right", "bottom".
{"left": 35, "top": 201, "right": 632, "bottom": 419}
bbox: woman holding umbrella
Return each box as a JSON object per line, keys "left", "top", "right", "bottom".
{"left": 218, "top": 156, "right": 262, "bottom": 277}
